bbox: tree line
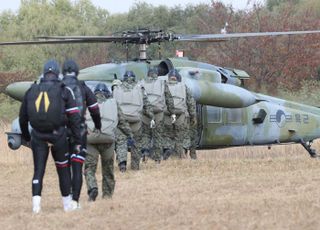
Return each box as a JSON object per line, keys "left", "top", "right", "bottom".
{"left": 0, "top": 0, "right": 319, "bottom": 94}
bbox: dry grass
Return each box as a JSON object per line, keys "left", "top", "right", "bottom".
{"left": 1, "top": 123, "right": 320, "bottom": 230}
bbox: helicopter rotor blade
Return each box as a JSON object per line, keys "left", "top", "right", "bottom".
{"left": 176, "top": 30, "right": 320, "bottom": 42}
{"left": 0, "top": 30, "right": 319, "bottom": 46}
{"left": 0, "top": 35, "right": 140, "bottom": 46}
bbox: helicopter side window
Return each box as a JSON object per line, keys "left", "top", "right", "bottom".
{"left": 207, "top": 106, "right": 222, "bottom": 123}
{"left": 225, "top": 108, "right": 242, "bottom": 123}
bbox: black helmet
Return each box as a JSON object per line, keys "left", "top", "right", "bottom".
{"left": 62, "top": 59, "right": 79, "bottom": 76}
{"left": 147, "top": 67, "right": 158, "bottom": 78}
{"left": 168, "top": 69, "right": 181, "bottom": 82}
{"left": 43, "top": 59, "right": 60, "bottom": 77}
{"left": 123, "top": 70, "right": 136, "bottom": 82}
{"left": 94, "top": 83, "right": 112, "bottom": 98}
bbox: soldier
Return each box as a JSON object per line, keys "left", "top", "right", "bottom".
{"left": 85, "top": 83, "right": 133, "bottom": 201}
{"left": 140, "top": 67, "right": 175, "bottom": 163}
{"left": 183, "top": 99, "right": 198, "bottom": 159}
{"left": 111, "top": 79, "right": 132, "bottom": 172}
{"left": 19, "top": 60, "right": 82, "bottom": 213}
{"left": 113, "top": 70, "right": 154, "bottom": 171}
{"left": 62, "top": 59, "right": 101, "bottom": 209}
{"left": 164, "top": 69, "right": 196, "bottom": 158}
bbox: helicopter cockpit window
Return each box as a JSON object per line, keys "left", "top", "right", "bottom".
{"left": 207, "top": 106, "right": 222, "bottom": 123}
{"left": 225, "top": 108, "right": 242, "bottom": 123}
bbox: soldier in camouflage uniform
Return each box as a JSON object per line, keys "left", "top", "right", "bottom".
{"left": 140, "top": 67, "right": 175, "bottom": 163}
{"left": 163, "top": 69, "right": 196, "bottom": 158}
{"left": 113, "top": 70, "right": 154, "bottom": 170}
{"left": 183, "top": 99, "right": 198, "bottom": 159}
{"left": 84, "top": 83, "right": 133, "bottom": 201}
{"left": 115, "top": 128, "right": 130, "bottom": 172}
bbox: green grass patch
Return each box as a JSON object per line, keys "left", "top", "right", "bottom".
{"left": 0, "top": 93, "right": 20, "bottom": 122}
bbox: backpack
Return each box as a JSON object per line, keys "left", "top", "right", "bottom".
{"left": 141, "top": 79, "right": 166, "bottom": 113}
{"left": 113, "top": 84, "right": 143, "bottom": 123}
{"left": 27, "top": 82, "right": 63, "bottom": 132}
{"left": 87, "top": 98, "right": 118, "bottom": 144}
{"left": 167, "top": 82, "right": 187, "bottom": 115}
{"left": 62, "top": 77, "right": 85, "bottom": 118}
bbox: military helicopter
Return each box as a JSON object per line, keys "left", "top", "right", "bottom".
{"left": 3, "top": 28, "right": 320, "bottom": 158}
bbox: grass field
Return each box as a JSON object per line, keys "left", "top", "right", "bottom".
{"left": 1, "top": 123, "right": 320, "bottom": 230}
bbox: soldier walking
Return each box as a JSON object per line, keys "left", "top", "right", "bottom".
{"left": 113, "top": 70, "right": 154, "bottom": 171}
{"left": 140, "top": 67, "right": 175, "bottom": 163}
{"left": 85, "top": 83, "right": 133, "bottom": 200}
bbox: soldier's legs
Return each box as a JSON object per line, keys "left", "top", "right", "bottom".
{"left": 50, "top": 130, "right": 72, "bottom": 197}
{"left": 152, "top": 122, "right": 163, "bottom": 162}
{"left": 67, "top": 126, "right": 87, "bottom": 203}
{"left": 31, "top": 136, "right": 50, "bottom": 196}
{"left": 131, "top": 128, "right": 143, "bottom": 170}
{"left": 173, "top": 115, "right": 186, "bottom": 158}
{"left": 84, "top": 144, "right": 99, "bottom": 197}
{"left": 115, "top": 129, "right": 128, "bottom": 164}
{"left": 99, "top": 143, "right": 115, "bottom": 198}
{"left": 162, "top": 115, "right": 175, "bottom": 159}
{"left": 189, "top": 125, "right": 198, "bottom": 159}
{"left": 141, "top": 123, "right": 152, "bottom": 160}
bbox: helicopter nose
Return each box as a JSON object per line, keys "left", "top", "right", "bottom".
{"left": 5, "top": 81, "right": 33, "bottom": 101}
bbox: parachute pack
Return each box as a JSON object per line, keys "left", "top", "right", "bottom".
{"left": 63, "top": 77, "right": 85, "bottom": 117}
{"left": 167, "top": 82, "right": 187, "bottom": 115}
{"left": 141, "top": 79, "right": 166, "bottom": 113}
{"left": 113, "top": 84, "right": 143, "bottom": 123}
{"left": 87, "top": 98, "right": 118, "bottom": 144}
{"left": 27, "top": 82, "right": 63, "bottom": 132}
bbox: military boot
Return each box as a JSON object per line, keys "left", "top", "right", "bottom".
{"left": 190, "top": 149, "right": 197, "bottom": 159}
{"left": 119, "top": 161, "right": 127, "bottom": 172}
{"left": 88, "top": 187, "right": 98, "bottom": 202}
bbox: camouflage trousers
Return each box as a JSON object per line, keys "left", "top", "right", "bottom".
{"left": 141, "top": 119, "right": 164, "bottom": 161}
{"left": 130, "top": 125, "right": 145, "bottom": 170}
{"left": 189, "top": 123, "right": 198, "bottom": 159}
{"left": 115, "top": 128, "right": 128, "bottom": 164}
{"left": 163, "top": 114, "right": 187, "bottom": 158}
{"left": 182, "top": 118, "right": 198, "bottom": 159}
{"left": 116, "top": 124, "right": 144, "bottom": 170}
{"left": 84, "top": 143, "right": 115, "bottom": 198}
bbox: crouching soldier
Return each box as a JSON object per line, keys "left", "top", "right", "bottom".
{"left": 85, "top": 83, "right": 133, "bottom": 201}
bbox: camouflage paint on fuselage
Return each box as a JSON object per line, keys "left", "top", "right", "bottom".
{"left": 5, "top": 58, "right": 320, "bottom": 151}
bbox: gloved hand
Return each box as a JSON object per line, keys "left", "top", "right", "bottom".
{"left": 150, "top": 119, "right": 156, "bottom": 129}
{"left": 93, "top": 127, "right": 101, "bottom": 134}
{"left": 171, "top": 114, "right": 176, "bottom": 124}
{"left": 127, "top": 137, "right": 136, "bottom": 148}
{"left": 112, "top": 79, "right": 122, "bottom": 87}
{"left": 190, "top": 117, "right": 197, "bottom": 126}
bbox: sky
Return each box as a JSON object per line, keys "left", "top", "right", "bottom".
{"left": 0, "top": 0, "right": 264, "bottom": 13}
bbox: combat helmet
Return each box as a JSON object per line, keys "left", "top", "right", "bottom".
{"left": 123, "top": 70, "right": 136, "bottom": 82}
{"left": 62, "top": 59, "right": 79, "bottom": 77}
{"left": 94, "top": 83, "right": 112, "bottom": 98}
{"left": 168, "top": 69, "right": 181, "bottom": 82}
{"left": 43, "top": 59, "right": 60, "bottom": 77}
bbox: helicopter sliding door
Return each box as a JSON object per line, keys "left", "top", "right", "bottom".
{"left": 198, "top": 105, "right": 247, "bottom": 148}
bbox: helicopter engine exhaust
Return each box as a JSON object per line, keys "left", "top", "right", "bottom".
{"left": 186, "top": 78, "right": 257, "bottom": 108}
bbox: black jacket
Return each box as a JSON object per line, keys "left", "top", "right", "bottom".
{"left": 19, "top": 78, "right": 82, "bottom": 145}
